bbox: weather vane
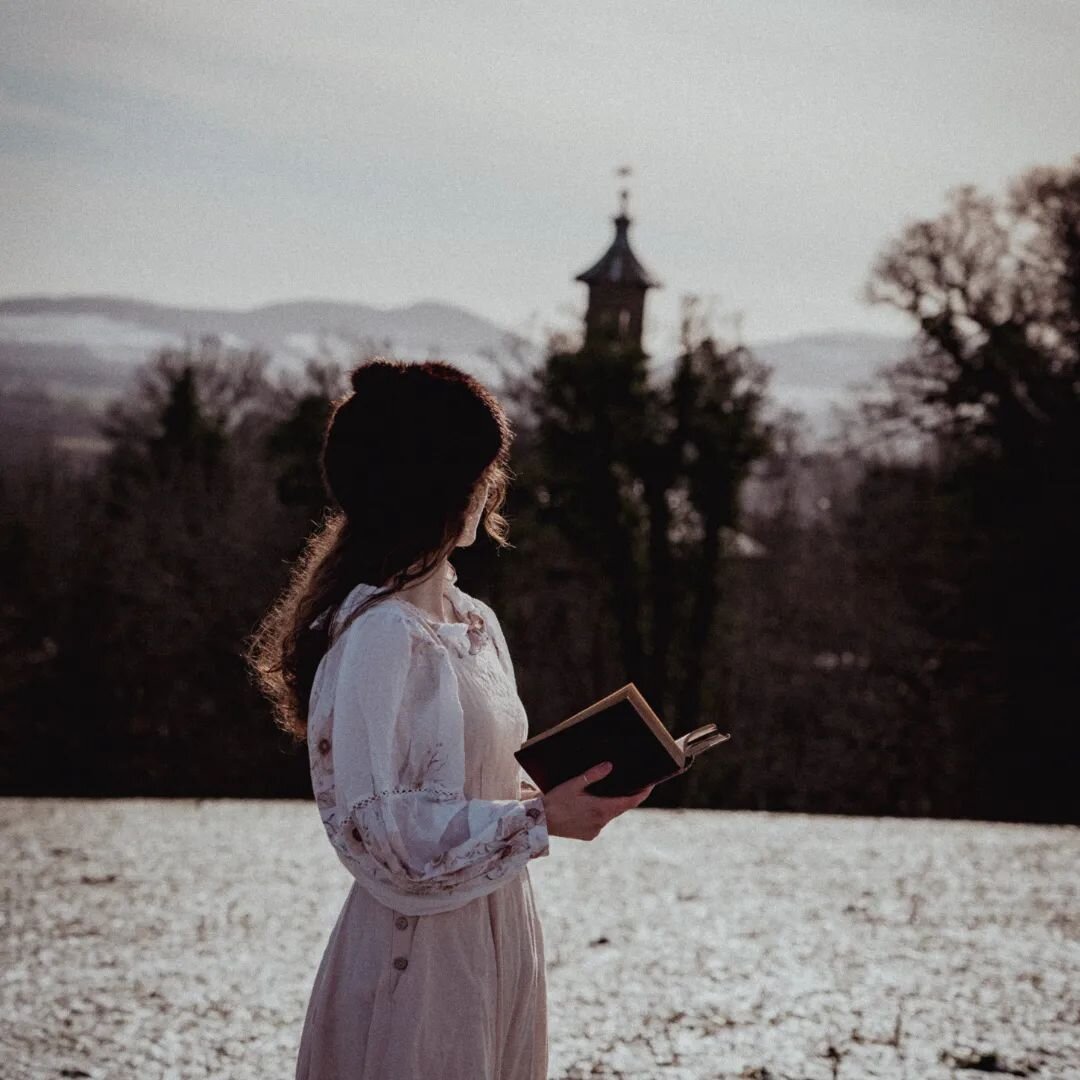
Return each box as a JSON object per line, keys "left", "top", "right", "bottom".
{"left": 615, "top": 164, "right": 632, "bottom": 216}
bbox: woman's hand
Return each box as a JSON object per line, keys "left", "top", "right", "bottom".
{"left": 519, "top": 779, "right": 543, "bottom": 800}
{"left": 539, "top": 761, "right": 654, "bottom": 841}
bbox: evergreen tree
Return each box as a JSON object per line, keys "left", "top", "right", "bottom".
{"left": 523, "top": 297, "right": 772, "bottom": 802}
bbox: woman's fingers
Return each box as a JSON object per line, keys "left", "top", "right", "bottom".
{"left": 591, "top": 784, "right": 654, "bottom": 816}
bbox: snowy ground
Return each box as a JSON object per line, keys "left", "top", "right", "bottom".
{"left": 1, "top": 799, "right": 1077, "bottom": 1079}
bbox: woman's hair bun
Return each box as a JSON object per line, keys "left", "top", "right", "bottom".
{"left": 349, "top": 357, "right": 403, "bottom": 394}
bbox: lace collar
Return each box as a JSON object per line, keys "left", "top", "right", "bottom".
{"left": 318, "top": 562, "right": 490, "bottom": 658}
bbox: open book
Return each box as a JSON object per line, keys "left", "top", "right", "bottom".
{"left": 514, "top": 682, "right": 731, "bottom": 798}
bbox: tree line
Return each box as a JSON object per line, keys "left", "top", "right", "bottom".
{"left": 1, "top": 154, "right": 1076, "bottom": 823}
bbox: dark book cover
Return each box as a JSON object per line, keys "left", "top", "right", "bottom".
{"left": 514, "top": 682, "right": 731, "bottom": 798}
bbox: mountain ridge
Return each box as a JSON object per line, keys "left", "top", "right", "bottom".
{"left": 0, "top": 293, "right": 516, "bottom": 355}
{"left": 0, "top": 292, "right": 913, "bottom": 446}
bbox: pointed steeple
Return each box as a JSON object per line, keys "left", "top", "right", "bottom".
{"left": 575, "top": 174, "right": 661, "bottom": 350}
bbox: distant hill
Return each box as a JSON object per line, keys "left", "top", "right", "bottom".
{"left": 0, "top": 294, "right": 913, "bottom": 460}
{"left": 751, "top": 330, "right": 912, "bottom": 434}
{"left": 651, "top": 329, "right": 912, "bottom": 438}
{"left": 0, "top": 294, "right": 523, "bottom": 356}
{"left": 0, "top": 293, "right": 528, "bottom": 385}
{"left": 0, "top": 293, "right": 538, "bottom": 465}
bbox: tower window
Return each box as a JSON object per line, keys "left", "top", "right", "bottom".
{"left": 618, "top": 308, "right": 630, "bottom": 335}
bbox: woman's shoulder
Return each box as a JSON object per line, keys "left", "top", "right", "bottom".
{"left": 333, "top": 589, "right": 447, "bottom": 654}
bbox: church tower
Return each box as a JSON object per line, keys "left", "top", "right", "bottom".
{"left": 574, "top": 179, "right": 661, "bottom": 352}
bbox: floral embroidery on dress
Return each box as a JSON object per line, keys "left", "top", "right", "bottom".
{"left": 464, "top": 609, "right": 487, "bottom": 654}
{"left": 432, "top": 609, "right": 489, "bottom": 658}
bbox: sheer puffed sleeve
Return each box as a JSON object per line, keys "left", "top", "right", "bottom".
{"left": 309, "top": 604, "right": 549, "bottom": 915}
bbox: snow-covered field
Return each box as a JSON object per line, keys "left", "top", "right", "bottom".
{"left": 1, "top": 799, "right": 1077, "bottom": 1079}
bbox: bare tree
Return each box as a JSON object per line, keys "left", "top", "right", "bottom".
{"left": 859, "top": 154, "right": 1080, "bottom": 822}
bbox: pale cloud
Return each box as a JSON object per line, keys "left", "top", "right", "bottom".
{"left": 1, "top": 0, "right": 1077, "bottom": 345}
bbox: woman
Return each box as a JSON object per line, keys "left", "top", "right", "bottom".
{"left": 247, "top": 357, "right": 653, "bottom": 1079}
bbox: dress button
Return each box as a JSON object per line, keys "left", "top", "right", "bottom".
{"left": 395, "top": 915, "right": 409, "bottom": 930}
{"left": 392, "top": 956, "right": 408, "bottom": 971}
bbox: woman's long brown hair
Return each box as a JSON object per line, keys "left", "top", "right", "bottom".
{"left": 244, "top": 358, "right": 515, "bottom": 742}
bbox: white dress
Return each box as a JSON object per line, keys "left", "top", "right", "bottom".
{"left": 295, "top": 562, "right": 551, "bottom": 1079}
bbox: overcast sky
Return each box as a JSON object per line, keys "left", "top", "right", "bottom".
{"left": 2, "top": 1, "right": 1078, "bottom": 353}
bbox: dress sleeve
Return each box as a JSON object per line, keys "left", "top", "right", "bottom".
{"left": 322, "top": 605, "right": 549, "bottom": 915}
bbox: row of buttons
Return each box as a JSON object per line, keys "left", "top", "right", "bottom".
{"left": 393, "top": 913, "right": 411, "bottom": 970}
{"left": 386, "top": 806, "right": 543, "bottom": 975}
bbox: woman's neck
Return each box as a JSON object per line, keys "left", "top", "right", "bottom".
{"left": 393, "top": 557, "right": 456, "bottom": 622}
